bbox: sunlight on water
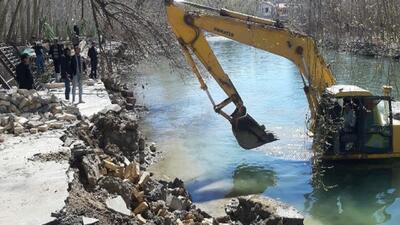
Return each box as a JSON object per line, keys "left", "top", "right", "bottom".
{"left": 134, "top": 38, "right": 400, "bottom": 225}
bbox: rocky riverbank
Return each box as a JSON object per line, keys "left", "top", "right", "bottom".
{"left": 322, "top": 40, "right": 400, "bottom": 59}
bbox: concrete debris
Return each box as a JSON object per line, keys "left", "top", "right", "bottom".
{"left": 138, "top": 171, "right": 150, "bottom": 188}
{"left": 81, "top": 216, "right": 99, "bottom": 225}
{"left": 124, "top": 162, "right": 140, "bottom": 183}
{"left": 136, "top": 214, "right": 147, "bottom": 224}
{"left": 149, "top": 142, "right": 157, "bottom": 152}
{"left": 166, "top": 193, "right": 191, "bottom": 211}
{"left": 225, "top": 195, "right": 304, "bottom": 225}
{"left": 133, "top": 202, "right": 148, "bottom": 215}
{"left": 27, "top": 120, "right": 44, "bottom": 128}
{"left": 29, "top": 150, "right": 70, "bottom": 163}
{"left": 131, "top": 188, "right": 145, "bottom": 203}
{"left": 99, "top": 104, "right": 122, "bottom": 114}
{"left": 0, "top": 89, "right": 79, "bottom": 135}
{"left": 38, "top": 124, "right": 49, "bottom": 132}
{"left": 105, "top": 196, "right": 131, "bottom": 216}
{"left": 98, "top": 176, "right": 134, "bottom": 206}
{"left": 82, "top": 154, "right": 103, "bottom": 187}
{"left": 49, "top": 122, "right": 64, "bottom": 129}
{"left": 13, "top": 126, "right": 24, "bottom": 135}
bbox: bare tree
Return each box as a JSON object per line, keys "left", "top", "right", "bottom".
{"left": 6, "top": 0, "right": 23, "bottom": 42}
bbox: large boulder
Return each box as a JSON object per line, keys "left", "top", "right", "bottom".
{"left": 226, "top": 195, "right": 304, "bottom": 225}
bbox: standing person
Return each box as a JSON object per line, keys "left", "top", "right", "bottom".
{"left": 16, "top": 54, "right": 34, "bottom": 90}
{"left": 72, "top": 25, "right": 81, "bottom": 47}
{"left": 60, "top": 48, "right": 72, "bottom": 100}
{"left": 33, "top": 42, "right": 45, "bottom": 74}
{"left": 73, "top": 25, "right": 80, "bottom": 36}
{"left": 70, "top": 46, "right": 86, "bottom": 103}
{"left": 49, "top": 38, "right": 63, "bottom": 82}
{"left": 72, "top": 34, "right": 80, "bottom": 47}
{"left": 88, "top": 41, "right": 98, "bottom": 79}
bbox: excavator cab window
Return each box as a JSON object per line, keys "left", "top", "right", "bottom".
{"left": 338, "top": 96, "right": 393, "bottom": 154}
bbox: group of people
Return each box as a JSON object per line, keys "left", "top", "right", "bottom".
{"left": 15, "top": 38, "right": 99, "bottom": 104}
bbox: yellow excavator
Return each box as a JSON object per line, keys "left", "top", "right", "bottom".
{"left": 165, "top": 0, "right": 400, "bottom": 160}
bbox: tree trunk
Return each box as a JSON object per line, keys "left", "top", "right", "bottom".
{"left": 31, "top": 0, "right": 39, "bottom": 38}
{"left": 90, "top": 0, "right": 112, "bottom": 77}
{"left": 81, "top": 0, "right": 85, "bottom": 21}
{"left": 26, "top": 0, "right": 32, "bottom": 41}
{"left": 0, "top": 0, "right": 11, "bottom": 40}
{"left": 6, "top": 0, "right": 23, "bottom": 42}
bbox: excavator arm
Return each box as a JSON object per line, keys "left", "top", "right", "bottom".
{"left": 165, "top": 0, "right": 336, "bottom": 149}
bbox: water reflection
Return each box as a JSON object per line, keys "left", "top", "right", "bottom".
{"left": 305, "top": 162, "right": 400, "bottom": 225}
{"left": 186, "top": 164, "right": 277, "bottom": 202}
{"left": 324, "top": 51, "right": 400, "bottom": 99}
{"left": 226, "top": 164, "right": 277, "bottom": 198}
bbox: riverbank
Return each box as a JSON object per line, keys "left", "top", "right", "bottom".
{"left": 0, "top": 81, "right": 112, "bottom": 224}
{"left": 0, "top": 51, "right": 305, "bottom": 224}
{"left": 53, "top": 55, "right": 304, "bottom": 224}
{"left": 321, "top": 40, "right": 400, "bottom": 59}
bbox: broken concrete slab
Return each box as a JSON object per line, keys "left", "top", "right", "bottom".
{"left": 38, "top": 124, "right": 49, "bottom": 132}
{"left": 27, "top": 120, "right": 44, "bottom": 128}
{"left": 49, "top": 122, "right": 64, "bottom": 129}
{"left": 138, "top": 172, "right": 150, "bottom": 188}
{"left": 99, "top": 104, "right": 122, "bottom": 114}
{"left": 82, "top": 216, "right": 99, "bottom": 225}
{"left": 105, "top": 196, "right": 131, "bottom": 216}
{"left": 52, "top": 82, "right": 112, "bottom": 117}
{"left": 0, "top": 132, "right": 69, "bottom": 225}
{"left": 13, "top": 126, "right": 24, "bottom": 135}
{"left": 166, "top": 194, "right": 191, "bottom": 211}
{"left": 82, "top": 154, "right": 103, "bottom": 187}
{"left": 225, "top": 195, "right": 304, "bottom": 225}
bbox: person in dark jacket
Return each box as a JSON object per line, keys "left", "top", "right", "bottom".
{"left": 49, "top": 38, "right": 64, "bottom": 82}
{"left": 88, "top": 41, "right": 98, "bottom": 79}
{"left": 33, "top": 42, "right": 45, "bottom": 74}
{"left": 73, "top": 25, "right": 80, "bottom": 36}
{"left": 60, "top": 48, "right": 72, "bottom": 100}
{"left": 70, "top": 46, "right": 86, "bottom": 103}
{"left": 16, "top": 54, "right": 34, "bottom": 90}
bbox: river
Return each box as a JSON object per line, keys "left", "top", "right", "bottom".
{"left": 132, "top": 37, "right": 400, "bottom": 225}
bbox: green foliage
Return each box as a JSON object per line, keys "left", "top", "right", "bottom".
{"left": 42, "top": 21, "right": 56, "bottom": 40}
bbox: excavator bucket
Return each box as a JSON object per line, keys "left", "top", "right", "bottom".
{"left": 231, "top": 113, "right": 277, "bottom": 149}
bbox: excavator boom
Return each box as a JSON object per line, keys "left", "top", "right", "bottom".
{"left": 165, "top": 0, "right": 336, "bottom": 149}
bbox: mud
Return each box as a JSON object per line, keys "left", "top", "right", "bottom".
{"left": 29, "top": 150, "right": 70, "bottom": 163}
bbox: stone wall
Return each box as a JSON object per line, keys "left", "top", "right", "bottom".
{"left": 0, "top": 89, "right": 79, "bottom": 135}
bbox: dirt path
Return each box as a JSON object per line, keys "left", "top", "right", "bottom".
{"left": 0, "top": 81, "right": 112, "bottom": 225}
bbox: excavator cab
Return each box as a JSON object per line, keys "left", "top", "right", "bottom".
{"left": 317, "top": 85, "right": 400, "bottom": 159}
{"left": 336, "top": 96, "right": 393, "bottom": 154}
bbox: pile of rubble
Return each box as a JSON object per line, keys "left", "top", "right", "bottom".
{"left": 49, "top": 104, "right": 304, "bottom": 225}
{"left": 226, "top": 196, "right": 304, "bottom": 225}
{"left": 0, "top": 89, "right": 79, "bottom": 136}
{"left": 103, "top": 76, "right": 137, "bottom": 111}
{"left": 50, "top": 106, "right": 212, "bottom": 224}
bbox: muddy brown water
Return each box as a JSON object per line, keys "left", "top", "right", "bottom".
{"left": 133, "top": 37, "right": 400, "bottom": 225}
